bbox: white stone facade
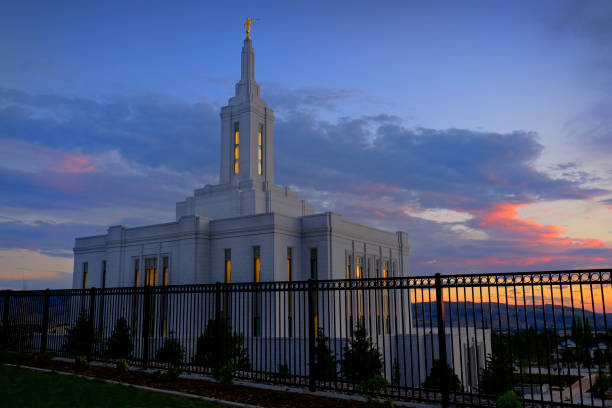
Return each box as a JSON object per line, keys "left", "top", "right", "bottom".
{"left": 72, "top": 37, "right": 409, "bottom": 290}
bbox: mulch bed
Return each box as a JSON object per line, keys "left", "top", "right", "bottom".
{"left": 12, "top": 358, "right": 384, "bottom": 408}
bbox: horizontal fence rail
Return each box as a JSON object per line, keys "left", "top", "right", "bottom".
{"left": 1, "top": 269, "right": 611, "bottom": 407}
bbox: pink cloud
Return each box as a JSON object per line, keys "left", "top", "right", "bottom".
{"left": 50, "top": 154, "right": 95, "bottom": 174}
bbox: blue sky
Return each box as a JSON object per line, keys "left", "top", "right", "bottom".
{"left": 1, "top": 0, "right": 611, "bottom": 289}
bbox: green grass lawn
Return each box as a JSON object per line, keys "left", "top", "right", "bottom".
{"left": 0, "top": 364, "right": 218, "bottom": 408}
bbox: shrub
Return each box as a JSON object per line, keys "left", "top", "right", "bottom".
{"left": 478, "top": 352, "right": 514, "bottom": 396}
{"left": 356, "top": 375, "right": 388, "bottom": 406}
{"left": 421, "top": 359, "right": 462, "bottom": 392}
{"left": 75, "top": 355, "right": 90, "bottom": 370}
{"left": 33, "top": 352, "right": 56, "bottom": 365}
{"left": 155, "top": 332, "right": 185, "bottom": 366}
{"left": 312, "top": 328, "right": 337, "bottom": 381}
{"left": 115, "top": 359, "right": 130, "bottom": 374}
{"left": 63, "top": 309, "right": 98, "bottom": 357}
{"left": 277, "top": 363, "right": 291, "bottom": 382}
{"left": 217, "top": 363, "right": 235, "bottom": 387}
{"left": 340, "top": 322, "right": 383, "bottom": 383}
{"left": 106, "top": 317, "right": 133, "bottom": 359}
{"left": 192, "top": 314, "right": 249, "bottom": 376}
{"left": 153, "top": 366, "right": 183, "bottom": 382}
{"left": 496, "top": 390, "right": 522, "bottom": 408}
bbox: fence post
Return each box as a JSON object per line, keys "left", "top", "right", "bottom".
{"left": 88, "top": 288, "right": 96, "bottom": 361}
{"left": 435, "top": 273, "right": 449, "bottom": 407}
{"left": 2, "top": 290, "right": 10, "bottom": 348}
{"left": 40, "top": 289, "right": 51, "bottom": 354}
{"left": 307, "top": 278, "right": 316, "bottom": 392}
{"left": 215, "top": 281, "right": 221, "bottom": 320}
{"left": 142, "top": 285, "right": 151, "bottom": 369}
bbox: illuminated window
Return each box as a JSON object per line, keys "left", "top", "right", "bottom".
{"left": 101, "top": 260, "right": 107, "bottom": 289}
{"left": 132, "top": 258, "right": 140, "bottom": 333}
{"left": 161, "top": 256, "right": 169, "bottom": 337}
{"left": 253, "top": 246, "right": 261, "bottom": 337}
{"left": 224, "top": 249, "right": 231, "bottom": 283}
{"left": 145, "top": 258, "right": 157, "bottom": 287}
{"left": 82, "top": 262, "right": 88, "bottom": 289}
{"left": 382, "top": 260, "right": 389, "bottom": 278}
{"left": 346, "top": 254, "right": 351, "bottom": 279}
{"left": 356, "top": 256, "right": 363, "bottom": 279}
{"left": 257, "top": 123, "right": 263, "bottom": 175}
{"left": 134, "top": 259, "right": 140, "bottom": 287}
{"left": 233, "top": 122, "right": 239, "bottom": 174}
{"left": 253, "top": 246, "right": 261, "bottom": 282}
{"left": 287, "top": 247, "right": 292, "bottom": 281}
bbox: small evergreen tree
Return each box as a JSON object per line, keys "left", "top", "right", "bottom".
{"left": 63, "top": 309, "right": 96, "bottom": 357}
{"left": 106, "top": 317, "right": 134, "bottom": 359}
{"left": 340, "top": 322, "right": 383, "bottom": 383}
{"left": 311, "top": 328, "right": 337, "bottom": 381}
{"left": 155, "top": 331, "right": 185, "bottom": 366}
{"left": 192, "top": 314, "right": 249, "bottom": 376}
{"left": 497, "top": 390, "right": 522, "bottom": 408}
{"left": 478, "top": 351, "right": 514, "bottom": 396}
{"left": 421, "top": 359, "right": 462, "bottom": 391}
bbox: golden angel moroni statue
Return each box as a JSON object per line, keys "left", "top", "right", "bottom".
{"left": 244, "top": 17, "right": 259, "bottom": 39}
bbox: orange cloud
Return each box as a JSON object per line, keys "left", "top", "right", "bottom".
{"left": 50, "top": 154, "right": 95, "bottom": 174}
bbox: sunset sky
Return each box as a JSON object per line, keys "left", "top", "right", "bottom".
{"left": 0, "top": 1, "right": 611, "bottom": 289}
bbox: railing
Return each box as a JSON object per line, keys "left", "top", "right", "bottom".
{"left": 1, "top": 269, "right": 611, "bottom": 407}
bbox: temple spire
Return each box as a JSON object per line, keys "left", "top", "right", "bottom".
{"left": 241, "top": 38, "right": 255, "bottom": 82}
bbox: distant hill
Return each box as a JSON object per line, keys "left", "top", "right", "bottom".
{"left": 411, "top": 301, "right": 612, "bottom": 332}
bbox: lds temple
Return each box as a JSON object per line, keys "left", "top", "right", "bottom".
{"left": 72, "top": 30, "right": 410, "bottom": 290}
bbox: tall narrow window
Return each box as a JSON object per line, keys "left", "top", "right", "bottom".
{"left": 310, "top": 248, "right": 318, "bottom": 280}
{"left": 162, "top": 256, "right": 169, "bottom": 286}
{"left": 310, "top": 248, "right": 319, "bottom": 332}
{"left": 101, "top": 260, "right": 107, "bottom": 289}
{"left": 144, "top": 257, "right": 157, "bottom": 287}
{"left": 346, "top": 254, "right": 351, "bottom": 279}
{"left": 233, "top": 122, "right": 240, "bottom": 174}
{"left": 257, "top": 123, "right": 263, "bottom": 175}
{"left": 253, "top": 246, "right": 261, "bottom": 337}
{"left": 287, "top": 247, "right": 293, "bottom": 337}
{"left": 134, "top": 259, "right": 140, "bottom": 287}
{"left": 132, "top": 258, "right": 140, "bottom": 334}
{"left": 356, "top": 256, "right": 363, "bottom": 279}
{"left": 253, "top": 246, "right": 261, "bottom": 283}
{"left": 383, "top": 260, "right": 390, "bottom": 333}
{"left": 161, "top": 256, "right": 169, "bottom": 337}
{"left": 224, "top": 249, "right": 231, "bottom": 284}
{"left": 82, "top": 262, "right": 88, "bottom": 289}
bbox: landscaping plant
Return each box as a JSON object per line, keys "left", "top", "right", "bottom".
{"left": 75, "top": 355, "right": 90, "bottom": 370}
{"left": 421, "top": 359, "right": 462, "bottom": 391}
{"left": 106, "top": 317, "right": 134, "bottom": 359}
{"left": 63, "top": 309, "right": 99, "bottom": 357}
{"left": 115, "top": 359, "right": 130, "bottom": 374}
{"left": 217, "top": 363, "right": 235, "bottom": 387}
{"left": 312, "top": 328, "right": 337, "bottom": 381}
{"left": 340, "top": 322, "right": 383, "bottom": 383}
{"left": 356, "top": 375, "right": 388, "bottom": 407}
{"left": 496, "top": 390, "right": 522, "bottom": 408}
{"left": 155, "top": 331, "right": 185, "bottom": 366}
{"left": 192, "top": 313, "right": 249, "bottom": 376}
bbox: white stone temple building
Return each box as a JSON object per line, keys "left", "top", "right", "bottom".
{"left": 72, "top": 36, "right": 410, "bottom": 290}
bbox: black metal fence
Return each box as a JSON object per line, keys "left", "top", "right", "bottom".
{"left": 1, "top": 269, "right": 611, "bottom": 407}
